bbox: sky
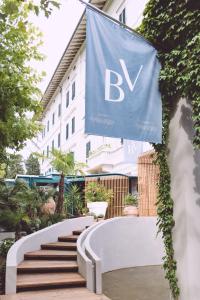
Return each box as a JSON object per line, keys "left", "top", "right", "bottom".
{"left": 31, "top": 0, "right": 88, "bottom": 92}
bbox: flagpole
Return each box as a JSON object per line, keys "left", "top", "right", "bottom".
{"left": 78, "top": 0, "right": 154, "bottom": 47}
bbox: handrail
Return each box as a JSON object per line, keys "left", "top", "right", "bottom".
{"left": 77, "top": 221, "right": 102, "bottom": 291}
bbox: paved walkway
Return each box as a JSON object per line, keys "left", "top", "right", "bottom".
{"left": 0, "top": 288, "right": 110, "bottom": 300}
{"left": 102, "top": 265, "right": 170, "bottom": 300}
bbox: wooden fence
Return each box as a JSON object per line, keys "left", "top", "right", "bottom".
{"left": 138, "top": 150, "right": 159, "bottom": 216}
{"left": 85, "top": 175, "right": 129, "bottom": 218}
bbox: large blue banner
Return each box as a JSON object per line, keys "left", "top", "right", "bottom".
{"left": 85, "top": 8, "right": 162, "bottom": 143}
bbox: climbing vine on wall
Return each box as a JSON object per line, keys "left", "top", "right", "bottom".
{"left": 138, "top": 0, "right": 200, "bottom": 298}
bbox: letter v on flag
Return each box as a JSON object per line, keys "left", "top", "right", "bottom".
{"left": 85, "top": 8, "right": 162, "bottom": 144}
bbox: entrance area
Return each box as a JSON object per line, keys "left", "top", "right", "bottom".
{"left": 102, "top": 266, "right": 170, "bottom": 300}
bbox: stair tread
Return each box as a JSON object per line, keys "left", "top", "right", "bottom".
{"left": 0, "top": 288, "right": 110, "bottom": 300}
{"left": 17, "top": 272, "right": 85, "bottom": 287}
{"left": 59, "top": 235, "right": 78, "bottom": 239}
{"left": 18, "top": 260, "right": 78, "bottom": 270}
{"left": 58, "top": 235, "right": 78, "bottom": 241}
{"left": 41, "top": 242, "right": 77, "bottom": 249}
{"left": 72, "top": 230, "right": 84, "bottom": 235}
{"left": 24, "top": 250, "right": 77, "bottom": 258}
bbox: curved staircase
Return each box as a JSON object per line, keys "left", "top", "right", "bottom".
{"left": 16, "top": 229, "right": 85, "bottom": 292}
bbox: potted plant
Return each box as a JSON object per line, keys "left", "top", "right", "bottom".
{"left": 85, "top": 182, "right": 113, "bottom": 218}
{"left": 123, "top": 193, "right": 138, "bottom": 216}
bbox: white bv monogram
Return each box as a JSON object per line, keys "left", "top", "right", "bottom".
{"left": 105, "top": 59, "right": 143, "bottom": 102}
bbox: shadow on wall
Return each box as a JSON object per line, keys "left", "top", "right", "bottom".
{"left": 102, "top": 265, "right": 170, "bottom": 300}
{"left": 179, "top": 99, "right": 200, "bottom": 207}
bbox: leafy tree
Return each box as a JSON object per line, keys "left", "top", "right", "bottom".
{"left": 6, "top": 153, "right": 24, "bottom": 179}
{"left": 50, "top": 149, "right": 86, "bottom": 214}
{"left": 0, "top": 0, "right": 60, "bottom": 162}
{"left": 25, "top": 153, "right": 40, "bottom": 175}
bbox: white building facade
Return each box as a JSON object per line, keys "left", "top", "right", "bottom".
{"left": 34, "top": 0, "right": 151, "bottom": 176}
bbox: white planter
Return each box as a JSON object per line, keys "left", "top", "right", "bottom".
{"left": 87, "top": 202, "right": 108, "bottom": 217}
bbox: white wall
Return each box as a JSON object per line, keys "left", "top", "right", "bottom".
{"left": 84, "top": 217, "right": 164, "bottom": 294}
{"left": 87, "top": 217, "right": 164, "bottom": 272}
{"left": 168, "top": 98, "right": 200, "bottom": 300}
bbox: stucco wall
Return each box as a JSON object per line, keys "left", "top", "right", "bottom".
{"left": 86, "top": 217, "right": 164, "bottom": 273}
{"left": 168, "top": 98, "right": 200, "bottom": 300}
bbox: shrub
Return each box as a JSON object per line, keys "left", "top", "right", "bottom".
{"left": 124, "top": 194, "right": 138, "bottom": 206}
{"left": 0, "top": 238, "right": 15, "bottom": 258}
{"left": 85, "top": 182, "right": 113, "bottom": 203}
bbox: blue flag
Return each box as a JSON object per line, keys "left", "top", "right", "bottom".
{"left": 85, "top": 8, "right": 162, "bottom": 143}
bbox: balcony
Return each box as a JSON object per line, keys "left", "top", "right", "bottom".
{"left": 87, "top": 145, "right": 124, "bottom": 173}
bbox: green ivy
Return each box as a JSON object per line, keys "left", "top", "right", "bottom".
{"left": 139, "top": 0, "right": 200, "bottom": 299}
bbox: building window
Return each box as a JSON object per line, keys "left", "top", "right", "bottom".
{"left": 47, "top": 120, "right": 49, "bottom": 132}
{"left": 70, "top": 151, "right": 74, "bottom": 160}
{"left": 66, "top": 124, "right": 69, "bottom": 140}
{"left": 58, "top": 104, "right": 61, "bottom": 117}
{"left": 86, "top": 141, "right": 91, "bottom": 158}
{"left": 58, "top": 133, "right": 60, "bottom": 147}
{"left": 42, "top": 150, "right": 45, "bottom": 163}
{"left": 72, "top": 117, "right": 75, "bottom": 134}
{"left": 52, "top": 113, "right": 55, "bottom": 125}
{"left": 72, "top": 81, "right": 76, "bottom": 100}
{"left": 52, "top": 140, "right": 54, "bottom": 151}
{"left": 47, "top": 145, "right": 49, "bottom": 157}
{"left": 119, "top": 8, "right": 126, "bottom": 24}
{"left": 66, "top": 91, "right": 69, "bottom": 108}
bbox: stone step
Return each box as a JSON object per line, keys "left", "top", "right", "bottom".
{"left": 41, "top": 242, "right": 77, "bottom": 251}
{"left": 72, "top": 230, "right": 83, "bottom": 236}
{"left": 17, "top": 273, "right": 86, "bottom": 292}
{"left": 17, "top": 260, "right": 78, "bottom": 274}
{"left": 24, "top": 250, "right": 77, "bottom": 261}
{"left": 1, "top": 288, "right": 110, "bottom": 300}
{"left": 58, "top": 235, "right": 78, "bottom": 242}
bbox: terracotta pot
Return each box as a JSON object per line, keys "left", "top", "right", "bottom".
{"left": 123, "top": 205, "right": 138, "bottom": 217}
{"left": 41, "top": 197, "right": 56, "bottom": 215}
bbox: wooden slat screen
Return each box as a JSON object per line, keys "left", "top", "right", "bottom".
{"left": 85, "top": 175, "right": 129, "bottom": 218}
{"left": 138, "top": 150, "right": 159, "bottom": 216}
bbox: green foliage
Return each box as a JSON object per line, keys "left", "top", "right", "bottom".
{"left": 64, "top": 184, "right": 84, "bottom": 217}
{"left": 140, "top": 0, "right": 200, "bottom": 148}
{"left": 38, "top": 213, "right": 64, "bottom": 229}
{"left": 50, "top": 149, "right": 86, "bottom": 215}
{"left": 0, "top": 0, "right": 60, "bottom": 161}
{"left": 85, "top": 182, "right": 113, "bottom": 203}
{"left": 0, "top": 1, "right": 42, "bottom": 158}
{"left": 139, "top": 1, "right": 200, "bottom": 298}
{"left": 50, "top": 149, "right": 86, "bottom": 176}
{"left": 0, "top": 238, "right": 15, "bottom": 258}
{"left": 5, "top": 153, "right": 24, "bottom": 179}
{"left": 25, "top": 153, "right": 40, "bottom": 175}
{"left": 0, "top": 180, "right": 56, "bottom": 236}
{"left": 124, "top": 193, "right": 138, "bottom": 206}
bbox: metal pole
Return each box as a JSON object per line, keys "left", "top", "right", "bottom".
{"left": 78, "top": 0, "right": 154, "bottom": 47}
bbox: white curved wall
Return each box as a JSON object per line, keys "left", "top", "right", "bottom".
{"left": 84, "top": 217, "right": 164, "bottom": 293}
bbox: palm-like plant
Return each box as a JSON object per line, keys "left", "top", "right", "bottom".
{"left": 64, "top": 184, "right": 83, "bottom": 217}
{"left": 50, "top": 150, "right": 86, "bottom": 214}
{"left": 0, "top": 180, "right": 55, "bottom": 239}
